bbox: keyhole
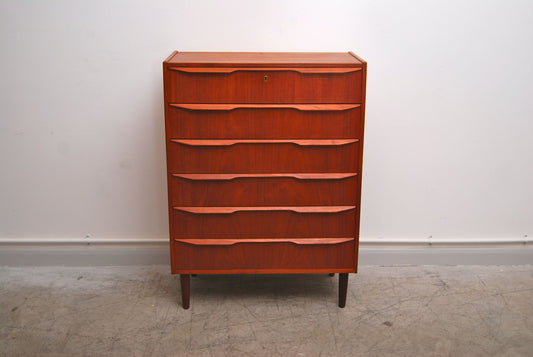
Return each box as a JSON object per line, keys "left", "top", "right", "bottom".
{"left": 264, "top": 75, "right": 268, "bottom": 82}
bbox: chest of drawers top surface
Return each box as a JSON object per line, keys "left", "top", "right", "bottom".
{"left": 164, "top": 51, "right": 364, "bottom": 67}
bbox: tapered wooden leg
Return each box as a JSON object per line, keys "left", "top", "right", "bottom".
{"left": 180, "top": 274, "right": 190, "bottom": 309}
{"left": 339, "top": 273, "right": 349, "bottom": 308}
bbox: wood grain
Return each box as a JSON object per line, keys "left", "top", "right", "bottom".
{"left": 169, "top": 67, "right": 361, "bottom": 74}
{"left": 166, "top": 104, "right": 362, "bottom": 139}
{"left": 175, "top": 238, "right": 354, "bottom": 245}
{"left": 171, "top": 207, "right": 356, "bottom": 239}
{"left": 171, "top": 240, "right": 356, "bottom": 272}
{"left": 166, "top": 141, "right": 358, "bottom": 173}
{"left": 170, "top": 104, "right": 360, "bottom": 111}
{"left": 165, "top": 52, "right": 363, "bottom": 67}
{"left": 171, "top": 173, "right": 357, "bottom": 180}
{"left": 169, "top": 174, "right": 357, "bottom": 206}
{"left": 170, "top": 139, "right": 357, "bottom": 147}
{"left": 172, "top": 206, "right": 355, "bottom": 214}
{"left": 163, "top": 51, "right": 366, "bottom": 308}
{"left": 165, "top": 69, "right": 362, "bottom": 103}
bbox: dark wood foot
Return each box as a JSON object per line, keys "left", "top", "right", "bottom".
{"left": 339, "top": 273, "right": 349, "bottom": 308}
{"left": 180, "top": 274, "right": 190, "bottom": 309}
{"left": 328, "top": 273, "right": 335, "bottom": 277}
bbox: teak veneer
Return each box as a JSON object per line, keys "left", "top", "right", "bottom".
{"left": 163, "top": 51, "right": 367, "bottom": 309}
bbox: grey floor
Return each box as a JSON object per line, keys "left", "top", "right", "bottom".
{"left": 1, "top": 265, "right": 532, "bottom": 356}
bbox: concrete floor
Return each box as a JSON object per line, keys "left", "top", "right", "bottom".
{"left": 1, "top": 265, "right": 532, "bottom": 356}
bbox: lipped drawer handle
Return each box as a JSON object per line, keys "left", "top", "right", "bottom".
{"left": 169, "top": 104, "right": 360, "bottom": 112}
{"left": 175, "top": 238, "right": 354, "bottom": 246}
{"left": 168, "top": 67, "right": 362, "bottom": 74}
{"left": 169, "top": 139, "right": 358, "bottom": 147}
{"left": 172, "top": 173, "right": 357, "bottom": 181}
{"left": 173, "top": 206, "right": 356, "bottom": 214}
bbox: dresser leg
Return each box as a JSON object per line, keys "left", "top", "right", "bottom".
{"left": 339, "top": 273, "right": 349, "bottom": 308}
{"left": 180, "top": 274, "right": 190, "bottom": 309}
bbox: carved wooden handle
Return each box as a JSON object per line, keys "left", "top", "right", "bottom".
{"left": 170, "top": 139, "right": 358, "bottom": 147}
{"left": 169, "top": 104, "right": 360, "bottom": 111}
{"left": 173, "top": 206, "right": 356, "bottom": 214}
{"left": 175, "top": 238, "right": 354, "bottom": 245}
{"left": 168, "top": 67, "right": 361, "bottom": 74}
{"left": 172, "top": 173, "right": 357, "bottom": 181}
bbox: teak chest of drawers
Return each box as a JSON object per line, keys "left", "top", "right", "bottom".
{"left": 163, "top": 51, "right": 366, "bottom": 309}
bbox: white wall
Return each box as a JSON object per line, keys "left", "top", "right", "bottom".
{"left": 1, "top": 0, "right": 532, "bottom": 242}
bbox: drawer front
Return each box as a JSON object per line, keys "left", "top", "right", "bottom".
{"left": 165, "top": 67, "right": 362, "bottom": 103}
{"left": 166, "top": 104, "right": 362, "bottom": 139}
{"left": 166, "top": 140, "right": 358, "bottom": 173}
{"left": 169, "top": 174, "right": 357, "bottom": 206}
{"left": 171, "top": 239, "right": 356, "bottom": 272}
{"left": 171, "top": 206, "right": 356, "bottom": 239}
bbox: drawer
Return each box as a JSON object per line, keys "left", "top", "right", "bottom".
{"left": 171, "top": 238, "right": 356, "bottom": 273}
{"left": 166, "top": 104, "right": 362, "bottom": 139}
{"left": 164, "top": 67, "right": 362, "bottom": 103}
{"left": 166, "top": 140, "right": 358, "bottom": 173}
{"left": 169, "top": 173, "right": 357, "bottom": 206}
{"left": 171, "top": 206, "right": 356, "bottom": 239}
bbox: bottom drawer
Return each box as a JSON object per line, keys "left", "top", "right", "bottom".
{"left": 171, "top": 238, "right": 356, "bottom": 273}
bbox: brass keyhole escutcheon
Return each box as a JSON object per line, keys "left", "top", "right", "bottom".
{"left": 264, "top": 75, "right": 268, "bottom": 82}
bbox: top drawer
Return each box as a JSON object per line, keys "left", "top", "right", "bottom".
{"left": 164, "top": 67, "right": 363, "bottom": 104}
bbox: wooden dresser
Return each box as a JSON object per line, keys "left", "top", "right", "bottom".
{"left": 163, "top": 51, "right": 366, "bottom": 309}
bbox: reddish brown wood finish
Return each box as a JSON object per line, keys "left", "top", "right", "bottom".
{"left": 169, "top": 67, "right": 361, "bottom": 74}
{"left": 176, "top": 238, "right": 354, "bottom": 245}
{"left": 171, "top": 139, "right": 357, "bottom": 146}
{"left": 166, "top": 52, "right": 364, "bottom": 67}
{"left": 163, "top": 51, "right": 366, "bottom": 309}
{"left": 166, "top": 105, "right": 362, "bottom": 139}
{"left": 172, "top": 239, "right": 355, "bottom": 271}
{"left": 171, "top": 207, "right": 356, "bottom": 239}
{"left": 349, "top": 52, "right": 367, "bottom": 277}
{"left": 166, "top": 69, "right": 362, "bottom": 103}
{"left": 171, "top": 103, "right": 359, "bottom": 110}
{"left": 173, "top": 173, "right": 355, "bottom": 180}
{"left": 166, "top": 141, "right": 359, "bottom": 173}
{"left": 174, "top": 206, "right": 355, "bottom": 214}
{"left": 169, "top": 174, "right": 357, "bottom": 206}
